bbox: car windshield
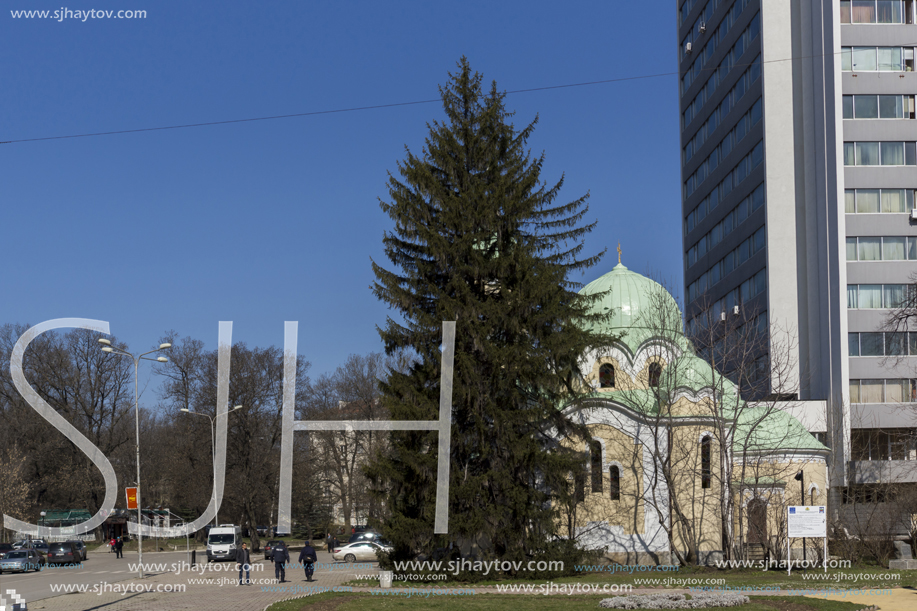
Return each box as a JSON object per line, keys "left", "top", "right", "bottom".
{"left": 208, "top": 534, "right": 235, "bottom": 544}
{"left": 267, "top": 541, "right": 281, "bottom": 546}
{"left": 6, "top": 552, "right": 26, "bottom": 559}
{"left": 49, "top": 545, "right": 71, "bottom": 551}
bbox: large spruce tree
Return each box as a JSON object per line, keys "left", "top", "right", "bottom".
{"left": 369, "top": 58, "right": 610, "bottom": 567}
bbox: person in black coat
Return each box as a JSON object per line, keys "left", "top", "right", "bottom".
{"left": 298, "top": 542, "right": 317, "bottom": 581}
{"left": 236, "top": 542, "right": 251, "bottom": 585}
{"left": 115, "top": 537, "right": 124, "bottom": 559}
{"left": 272, "top": 541, "right": 290, "bottom": 582}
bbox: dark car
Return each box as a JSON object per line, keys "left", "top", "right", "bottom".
{"left": 256, "top": 525, "right": 268, "bottom": 536}
{"left": 46, "top": 541, "right": 80, "bottom": 565}
{"left": 263, "top": 540, "right": 283, "bottom": 560}
{"left": 348, "top": 531, "right": 386, "bottom": 545}
{"left": 66, "top": 540, "right": 87, "bottom": 561}
{"left": 0, "top": 543, "right": 13, "bottom": 559}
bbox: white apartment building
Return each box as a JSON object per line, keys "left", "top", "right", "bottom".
{"left": 678, "top": 0, "right": 917, "bottom": 510}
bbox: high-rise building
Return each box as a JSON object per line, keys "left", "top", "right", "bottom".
{"left": 678, "top": 0, "right": 917, "bottom": 500}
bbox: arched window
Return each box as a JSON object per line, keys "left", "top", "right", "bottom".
{"left": 609, "top": 465, "right": 620, "bottom": 500}
{"left": 574, "top": 471, "right": 585, "bottom": 504}
{"left": 701, "top": 435, "right": 712, "bottom": 489}
{"left": 810, "top": 488, "right": 817, "bottom": 505}
{"left": 648, "top": 363, "right": 662, "bottom": 387}
{"left": 590, "top": 441, "right": 603, "bottom": 493}
{"left": 599, "top": 363, "right": 615, "bottom": 388}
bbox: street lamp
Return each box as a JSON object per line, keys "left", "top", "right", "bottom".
{"left": 795, "top": 470, "right": 806, "bottom": 565}
{"left": 98, "top": 338, "right": 171, "bottom": 579}
{"left": 180, "top": 404, "right": 243, "bottom": 526}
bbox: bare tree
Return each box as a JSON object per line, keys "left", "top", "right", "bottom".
{"left": 0, "top": 324, "right": 135, "bottom": 526}
{"left": 303, "top": 353, "right": 390, "bottom": 533}
{"left": 0, "top": 446, "right": 32, "bottom": 541}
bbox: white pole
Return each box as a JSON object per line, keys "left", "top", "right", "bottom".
{"left": 824, "top": 535, "right": 827, "bottom": 573}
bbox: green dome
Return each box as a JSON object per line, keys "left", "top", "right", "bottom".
{"left": 579, "top": 264, "right": 683, "bottom": 349}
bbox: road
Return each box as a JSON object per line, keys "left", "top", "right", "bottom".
{"left": 0, "top": 547, "right": 376, "bottom": 610}
{"left": 0, "top": 549, "right": 194, "bottom": 603}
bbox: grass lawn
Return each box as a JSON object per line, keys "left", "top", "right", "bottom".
{"left": 343, "top": 564, "right": 915, "bottom": 591}
{"left": 267, "top": 593, "right": 875, "bottom": 611}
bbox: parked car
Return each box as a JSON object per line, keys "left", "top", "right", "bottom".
{"left": 348, "top": 531, "right": 388, "bottom": 545}
{"left": 0, "top": 550, "right": 44, "bottom": 573}
{"left": 67, "top": 540, "right": 87, "bottom": 561}
{"left": 263, "top": 540, "right": 283, "bottom": 561}
{"left": 256, "top": 525, "right": 269, "bottom": 536}
{"left": 331, "top": 541, "right": 393, "bottom": 563}
{"left": 31, "top": 541, "right": 49, "bottom": 557}
{"left": 0, "top": 543, "right": 13, "bottom": 559}
{"left": 46, "top": 542, "right": 80, "bottom": 565}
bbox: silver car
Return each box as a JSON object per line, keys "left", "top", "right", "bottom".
{"left": 331, "top": 541, "right": 393, "bottom": 563}
{"left": 0, "top": 550, "right": 44, "bottom": 573}
{"left": 67, "top": 540, "right": 88, "bottom": 561}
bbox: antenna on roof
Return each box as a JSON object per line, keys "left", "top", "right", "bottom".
{"left": 617, "top": 242, "right": 622, "bottom": 265}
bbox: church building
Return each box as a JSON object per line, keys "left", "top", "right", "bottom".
{"left": 560, "top": 260, "right": 829, "bottom": 565}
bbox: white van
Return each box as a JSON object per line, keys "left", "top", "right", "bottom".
{"left": 207, "top": 524, "right": 242, "bottom": 562}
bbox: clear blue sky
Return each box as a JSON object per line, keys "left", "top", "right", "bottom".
{"left": 2, "top": 0, "right": 683, "bottom": 378}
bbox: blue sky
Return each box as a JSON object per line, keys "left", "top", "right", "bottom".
{"left": 2, "top": 0, "right": 683, "bottom": 379}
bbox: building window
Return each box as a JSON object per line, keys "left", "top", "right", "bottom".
{"left": 844, "top": 141, "right": 917, "bottom": 166}
{"left": 609, "top": 465, "right": 620, "bottom": 501}
{"left": 842, "top": 47, "right": 912, "bottom": 71}
{"left": 845, "top": 189, "right": 915, "bottom": 214}
{"left": 590, "top": 441, "right": 603, "bottom": 494}
{"left": 701, "top": 436, "right": 712, "bottom": 489}
{"left": 843, "top": 95, "right": 916, "bottom": 119}
{"left": 846, "top": 284, "right": 913, "bottom": 308}
{"left": 841, "top": 2, "right": 914, "bottom": 24}
{"left": 599, "top": 364, "right": 615, "bottom": 389}
{"left": 648, "top": 363, "right": 662, "bottom": 388}
{"left": 574, "top": 470, "right": 585, "bottom": 504}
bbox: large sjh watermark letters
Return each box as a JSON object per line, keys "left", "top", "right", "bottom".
{"left": 4, "top": 319, "right": 455, "bottom": 538}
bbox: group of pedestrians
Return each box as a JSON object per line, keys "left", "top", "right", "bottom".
{"left": 108, "top": 536, "right": 124, "bottom": 558}
{"left": 235, "top": 540, "right": 318, "bottom": 585}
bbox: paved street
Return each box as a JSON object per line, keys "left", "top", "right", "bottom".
{"left": 1, "top": 548, "right": 370, "bottom": 611}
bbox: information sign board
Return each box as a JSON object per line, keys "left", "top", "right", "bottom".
{"left": 787, "top": 505, "right": 826, "bottom": 538}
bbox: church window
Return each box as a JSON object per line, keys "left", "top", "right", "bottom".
{"left": 648, "top": 363, "right": 662, "bottom": 387}
{"left": 599, "top": 364, "right": 615, "bottom": 388}
{"left": 590, "top": 441, "right": 603, "bottom": 493}
{"left": 609, "top": 465, "right": 620, "bottom": 500}
{"left": 574, "top": 471, "right": 586, "bottom": 504}
{"left": 701, "top": 435, "right": 712, "bottom": 489}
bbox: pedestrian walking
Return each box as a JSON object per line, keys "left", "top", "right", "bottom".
{"left": 325, "top": 533, "right": 332, "bottom": 552}
{"left": 298, "top": 541, "right": 317, "bottom": 582}
{"left": 110, "top": 537, "right": 115, "bottom": 553}
{"left": 272, "top": 540, "right": 290, "bottom": 583}
{"left": 236, "top": 542, "right": 251, "bottom": 585}
{"left": 115, "top": 537, "right": 124, "bottom": 559}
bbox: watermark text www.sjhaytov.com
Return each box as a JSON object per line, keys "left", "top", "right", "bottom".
{"left": 11, "top": 8, "right": 147, "bottom": 21}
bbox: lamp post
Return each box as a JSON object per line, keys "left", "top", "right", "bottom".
{"left": 180, "top": 405, "right": 243, "bottom": 526}
{"left": 795, "top": 470, "right": 806, "bottom": 565}
{"left": 98, "top": 338, "right": 171, "bottom": 579}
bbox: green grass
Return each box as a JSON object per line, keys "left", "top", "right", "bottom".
{"left": 266, "top": 592, "right": 875, "bottom": 611}
{"left": 342, "top": 564, "right": 915, "bottom": 590}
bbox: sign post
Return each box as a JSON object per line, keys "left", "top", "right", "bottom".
{"left": 786, "top": 506, "right": 827, "bottom": 575}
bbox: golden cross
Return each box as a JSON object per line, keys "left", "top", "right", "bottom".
{"left": 617, "top": 242, "right": 622, "bottom": 265}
